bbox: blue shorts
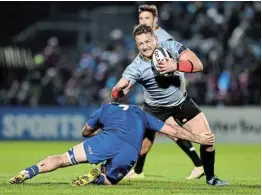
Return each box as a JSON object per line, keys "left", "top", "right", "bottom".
{"left": 83, "top": 136, "right": 138, "bottom": 184}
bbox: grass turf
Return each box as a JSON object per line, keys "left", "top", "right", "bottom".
{"left": 0, "top": 141, "right": 260, "bottom": 195}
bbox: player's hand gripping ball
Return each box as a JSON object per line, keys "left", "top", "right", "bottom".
{"left": 152, "top": 47, "right": 174, "bottom": 78}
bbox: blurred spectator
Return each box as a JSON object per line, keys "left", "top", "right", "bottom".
{"left": 0, "top": 2, "right": 260, "bottom": 107}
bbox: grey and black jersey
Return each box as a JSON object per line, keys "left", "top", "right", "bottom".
{"left": 122, "top": 40, "right": 188, "bottom": 107}
{"left": 154, "top": 27, "right": 174, "bottom": 42}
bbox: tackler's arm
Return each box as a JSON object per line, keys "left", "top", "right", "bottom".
{"left": 82, "top": 124, "right": 100, "bottom": 137}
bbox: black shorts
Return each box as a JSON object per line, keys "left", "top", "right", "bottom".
{"left": 142, "top": 94, "right": 201, "bottom": 141}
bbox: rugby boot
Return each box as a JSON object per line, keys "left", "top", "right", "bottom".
{"left": 71, "top": 168, "right": 101, "bottom": 186}
{"left": 207, "top": 176, "right": 229, "bottom": 186}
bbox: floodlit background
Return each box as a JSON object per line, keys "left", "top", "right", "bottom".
{"left": 0, "top": 2, "right": 260, "bottom": 195}
{"left": 0, "top": 1, "right": 260, "bottom": 107}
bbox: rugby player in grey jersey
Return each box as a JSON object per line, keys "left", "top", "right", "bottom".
{"left": 125, "top": 4, "right": 204, "bottom": 180}
{"left": 111, "top": 24, "right": 228, "bottom": 186}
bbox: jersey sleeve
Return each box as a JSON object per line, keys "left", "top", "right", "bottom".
{"left": 86, "top": 108, "right": 102, "bottom": 129}
{"left": 160, "top": 40, "right": 188, "bottom": 60}
{"left": 122, "top": 57, "right": 141, "bottom": 85}
{"left": 144, "top": 112, "right": 165, "bottom": 132}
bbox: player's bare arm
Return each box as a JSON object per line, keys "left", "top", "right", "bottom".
{"left": 159, "top": 123, "right": 215, "bottom": 145}
{"left": 178, "top": 49, "right": 203, "bottom": 72}
{"left": 157, "top": 50, "right": 203, "bottom": 73}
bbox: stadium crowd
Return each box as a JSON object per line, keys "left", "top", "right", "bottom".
{"left": 0, "top": 1, "right": 260, "bottom": 107}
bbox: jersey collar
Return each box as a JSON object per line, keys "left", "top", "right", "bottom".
{"left": 155, "top": 26, "right": 161, "bottom": 31}
{"left": 139, "top": 53, "right": 152, "bottom": 62}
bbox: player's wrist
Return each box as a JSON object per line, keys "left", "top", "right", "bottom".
{"left": 168, "top": 58, "right": 177, "bottom": 72}
{"left": 111, "top": 86, "right": 125, "bottom": 102}
{"left": 111, "top": 86, "right": 120, "bottom": 100}
{"left": 177, "top": 61, "right": 193, "bottom": 73}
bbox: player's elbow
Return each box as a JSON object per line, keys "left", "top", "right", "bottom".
{"left": 186, "top": 50, "right": 203, "bottom": 72}
{"left": 198, "top": 61, "right": 204, "bottom": 71}
{"left": 193, "top": 59, "right": 204, "bottom": 72}
{"left": 82, "top": 130, "right": 89, "bottom": 137}
{"left": 82, "top": 125, "right": 92, "bottom": 137}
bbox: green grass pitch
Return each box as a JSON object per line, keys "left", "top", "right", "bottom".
{"left": 0, "top": 141, "right": 260, "bottom": 195}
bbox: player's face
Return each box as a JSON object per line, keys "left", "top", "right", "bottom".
{"left": 139, "top": 11, "right": 157, "bottom": 30}
{"left": 135, "top": 33, "right": 157, "bottom": 58}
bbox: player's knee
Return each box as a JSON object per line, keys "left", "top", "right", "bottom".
{"left": 106, "top": 162, "right": 133, "bottom": 185}
{"left": 66, "top": 148, "right": 79, "bottom": 166}
{"left": 106, "top": 175, "right": 119, "bottom": 185}
{"left": 60, "top": 153, "right": 72, "bottom": 167}
{"left": 200, "top": 144, "right": 215, "bottom": 152}
{"left": 96, "top": 173, "right": 120, "bottom": 185}
{"left": 92, "top": 174, "right": 112, "bottom": 185}
{"left": 207, "top": 144, "right": 215, "bottom": 151}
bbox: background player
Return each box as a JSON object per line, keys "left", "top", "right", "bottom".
{"left": 125, "top": 4, "right": 203, "bottom": 180}
{"left": 10, "top": 103, "right": 214, "bottom": 186}
{"left": 112, "top": 24, "right": 228, "bottom": 186}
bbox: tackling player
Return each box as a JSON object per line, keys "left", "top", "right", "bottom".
{"left": 10, "top": 103, "right": 214, "bottom": 186}
{"left": 125, "top": 4, "right": 203, "bottom": 180}
{"left": 112, "top": 24, "right": 228, "bottom": 186}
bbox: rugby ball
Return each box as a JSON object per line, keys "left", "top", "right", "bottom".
{"left": 152, "top": 47, "right": 173, "bottom": 77}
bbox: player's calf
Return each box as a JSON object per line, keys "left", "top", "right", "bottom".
{"left": 132, "top": 133, "right": 155, "bottom": 175}
{"left": 140, "top": 138, "right": 154, "bottom": 156}
{"left": 10, "top": 154, "right": 69, "bottom": 184}
{"left": 10, "top": 142, "right": 88, "bottom": 184}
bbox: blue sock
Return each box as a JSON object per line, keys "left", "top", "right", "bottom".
{"left": 25, "top": 165, "right": 39, "bottom": 178}
{"left": 92, "top": 175, "right": 105, "bottom": 185}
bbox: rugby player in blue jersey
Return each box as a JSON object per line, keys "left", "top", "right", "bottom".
{"left": 10, "top": 103, "right": 214, "bottom": 186}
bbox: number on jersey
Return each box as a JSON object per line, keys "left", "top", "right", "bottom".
{"left": 119, "top": 105, "right": 129, "bottom": 110}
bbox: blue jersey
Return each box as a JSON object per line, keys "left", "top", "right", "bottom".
{"left": 86, "top": 103, "right": 164, "bottom": 152}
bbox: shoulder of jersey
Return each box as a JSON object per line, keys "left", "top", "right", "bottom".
{"left": 158, "top": 40, "right": 172, "bottom": 47}
{"left": 155, "top": 27, "right": 168, "bottom": 34}
{"left": 158, "top": 41, "right": 175, "bottom": 58}
{"left": 129, "top": 104, "right": 141, "bottom": 110}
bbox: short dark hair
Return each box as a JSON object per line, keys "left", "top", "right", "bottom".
{"left": 138, "top": 4, "right": 158, "bottom": 17}
{"left": 133, "top": 24, "right": 154, "bottom": 37}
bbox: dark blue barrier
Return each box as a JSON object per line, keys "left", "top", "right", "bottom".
{"left": 0, "top": 106, "right": 98, "bottom": 140}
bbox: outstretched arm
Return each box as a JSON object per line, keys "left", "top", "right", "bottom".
{"left": 145, "top": 112, "right": 214, "bottom": 145}
{"left": 159, "top": 123, "right": 215, "bottom": 145}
